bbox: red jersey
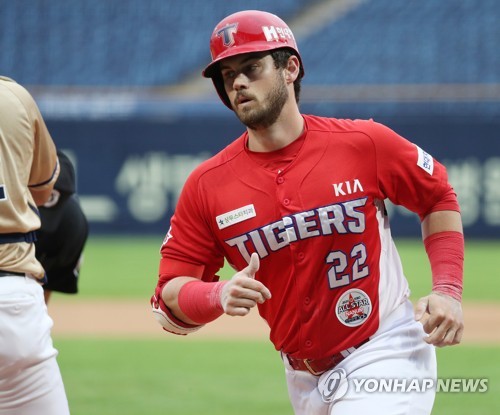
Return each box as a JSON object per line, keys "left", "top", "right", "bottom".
{"left": 158, "top": 115, "right": 454, "bottom": 359}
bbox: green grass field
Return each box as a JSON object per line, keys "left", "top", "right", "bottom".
{"left": 52, "top": 236, "right": 500, "bottom": 414}
{"left": 69, "top": 236, "right": 499, "bottom": 302}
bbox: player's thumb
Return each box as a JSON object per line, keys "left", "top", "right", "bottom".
{"left": 414, "top": 296, "right": 429, "bottom": 321}
{"left": 246, "top": 252, "right": 260, "bottom": 279}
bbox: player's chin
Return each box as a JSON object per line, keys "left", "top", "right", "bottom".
{"left": 234, "top": 104, "right": 253, "bottom": 118}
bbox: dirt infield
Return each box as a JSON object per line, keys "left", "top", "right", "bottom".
{"left": 47, "top": 299, "right": 500, "bottom": 345}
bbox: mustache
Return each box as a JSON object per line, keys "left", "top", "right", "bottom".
{"left": 234, "top": 92, "right": 255, "bottom": 106}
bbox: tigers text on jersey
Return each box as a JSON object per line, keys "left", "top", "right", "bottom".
{"left": 159, "top": 115, "right": 453, "bottom": 360}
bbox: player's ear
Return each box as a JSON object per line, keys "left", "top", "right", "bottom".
{"left": 285, "top": 55, "right": 300, "bottom": 83}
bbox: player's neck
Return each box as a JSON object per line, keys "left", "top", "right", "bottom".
{"left": 246, "top": 106, "right": 304, "bottom": 153}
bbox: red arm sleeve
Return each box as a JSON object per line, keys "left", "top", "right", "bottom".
{"left": 424, "top": 231, "right": 464, "bottom": 301}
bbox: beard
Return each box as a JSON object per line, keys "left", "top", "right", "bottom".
{"left": 234, "top": 73, "right": 289, "bottom": 130}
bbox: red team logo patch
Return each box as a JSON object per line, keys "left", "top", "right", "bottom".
{"left": 335, "top": 289, "right": 372, "bottom": 327}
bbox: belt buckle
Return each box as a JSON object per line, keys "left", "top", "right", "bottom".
{"left": 303, "top": 359, "right": 325, "bottom": 376}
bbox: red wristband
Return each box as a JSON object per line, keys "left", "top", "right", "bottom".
{"left": 424, "top": 231, "right": 464, "bottom": 301}
{"left": 177, "top": 280, "right": 228, "bottom": 324}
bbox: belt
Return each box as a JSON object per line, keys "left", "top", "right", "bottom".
{"left": 285, "top": 338, "right": 370, "bottom": 376}
{"left": 0, "top": 231, "right": 37, "bottom": 244}
{"left": 0, "top": 270, "right": 26, "bottom": 277}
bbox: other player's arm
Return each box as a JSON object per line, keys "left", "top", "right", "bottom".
{"left": 415, "top": 209, "right": 464, "bottom": 347}
{"left": 30, "top": 108, "right": 60, "bottom": 205}
{"left": 29, "top": 156, "right": 59, "bottom": 206}
{"left": 5, "top": 78, "right": 60, "bottom": 205}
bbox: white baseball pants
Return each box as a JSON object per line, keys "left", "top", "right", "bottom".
{"left": 0, "top": 275, "right": 70, "bottom": 414}
{"left": 283, "top": 299, "right": 437, "bottom": 415}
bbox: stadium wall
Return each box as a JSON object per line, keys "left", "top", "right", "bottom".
{"left": 46, "top": 113, "right": 500, "bottom": 238}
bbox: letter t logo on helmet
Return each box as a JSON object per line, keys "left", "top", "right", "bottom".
{"left": 215, "top": 23, "right": 238, "bottom": 47}
{"left": 203, "top": 10, "right": 305, "bottom": 109}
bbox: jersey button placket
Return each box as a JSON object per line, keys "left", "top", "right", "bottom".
{"left": 275, "top": 172, "right": 292, "bottom": 209}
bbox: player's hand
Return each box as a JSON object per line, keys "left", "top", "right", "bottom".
{"left": 414, "top": 292, "right": 464, "bottom": 347}
{"left": 220, "top": 253, "right": 272, "bottom": 317}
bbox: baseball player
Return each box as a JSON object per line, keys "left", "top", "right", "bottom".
{"left": 151, "top": 11, "right": 464, "bottom": 415}
{"left": 0, "top": 76, "right": 70, "bottom": 414}
{"left": 36, "top": 150, "right": 89, "bottom": 304}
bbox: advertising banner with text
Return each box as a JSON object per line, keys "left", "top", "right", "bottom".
{"left": 47, "top": 115, "right": 500, "bottom": 238}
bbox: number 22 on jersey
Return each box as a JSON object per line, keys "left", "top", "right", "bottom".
{"left": 326, "top": 243, "right": 369, "bottom": 289}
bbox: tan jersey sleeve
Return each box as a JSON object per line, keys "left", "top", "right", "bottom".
{"left": 2, "top": 78, "right": 60, "bottom": 205}
{"left": 0, "top": 77, "right": 59, "bottom": 277}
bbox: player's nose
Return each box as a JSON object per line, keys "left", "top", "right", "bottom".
{"left": 232, "top": 72, "right": 249, "bottom": 90}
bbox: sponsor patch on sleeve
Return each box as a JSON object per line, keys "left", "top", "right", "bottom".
{"left": 416, "top": 145, "right": 434, "bottom": 175}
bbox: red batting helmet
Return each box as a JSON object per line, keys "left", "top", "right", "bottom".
{"left": 202, "top": 10, "right": 305, "bottom": 109}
